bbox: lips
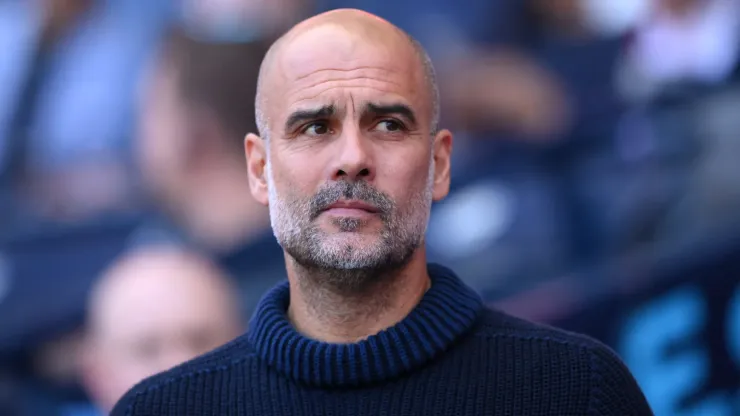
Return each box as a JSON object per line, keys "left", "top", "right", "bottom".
{"left": 325, "top": 200, "right": 380, "bottom": 213}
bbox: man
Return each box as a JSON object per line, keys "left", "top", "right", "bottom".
{"left": 79, "top": 245, "right": 244, "bottom": 413}
{"left": 113, "top": 9, "right": 653, "bottom": 415}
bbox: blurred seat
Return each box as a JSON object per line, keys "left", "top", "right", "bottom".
{"left": 427, "top": 151, "right": 571, "bottom": 300}
{"left": 655, "top": 81, "right": 740, "bottom": 243}
{"left": 0, "top": 216, "right": 142, "bottom": 358}
{"left": 550, "top": 228, "right": 740, "bottom": 416}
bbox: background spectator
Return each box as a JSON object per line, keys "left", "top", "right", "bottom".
{"left": 79, "top": 245, "right": 243, "bottom": 413}
{"left": 129, "top": 27, "right": 287, "bottom": 315}
{"left": 0, "top": 0, "right": 174, "bottom": 225}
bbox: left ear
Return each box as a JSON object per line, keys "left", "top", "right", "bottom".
{"left": 431, "top": 129, "right": 453, "bottom": 202}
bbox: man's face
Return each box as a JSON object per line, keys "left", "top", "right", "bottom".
{"left": 246, "top": 26, "right": 452, "bottom": 286}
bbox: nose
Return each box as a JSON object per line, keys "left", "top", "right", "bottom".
{"left": 331, "top": 129, "right": 375, "bottom": 182}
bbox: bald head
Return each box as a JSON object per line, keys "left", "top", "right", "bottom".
{"left": 81, "top": 246, "right": 243, "bottom": 411}
{"left": 87, "top": 246, "right": 241, "bottom": 335}
{"left": 254, "top": 9, "right": 439, "bottom": 141}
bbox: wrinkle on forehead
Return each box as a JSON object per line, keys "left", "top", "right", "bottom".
{"left": 290, "top": 84, "right": 409, "bottom": 108}
{"left": 278, "top": 24, "right": 416, "bottom": 89}
{"left": 257, "top": 9, "right": 429, "bottom": 135}
{"left": 261, "top": 10, "right": 412, "bottom": 87}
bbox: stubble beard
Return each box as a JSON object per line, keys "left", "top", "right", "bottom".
{"left": 266, "top": 160, "right": 434, "bottom": 295}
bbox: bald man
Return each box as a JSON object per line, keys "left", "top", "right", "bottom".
{"left": 112, "top": 9, "right": 652, "bottom": 415}
{"left": 79, "top": 246, "right": 243, "bottom": 413}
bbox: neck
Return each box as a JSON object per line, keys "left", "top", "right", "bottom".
{"left": 247, "top": 261, "right": 484, "bottom": 387}
{"left": 286, "top": 249, "right": 431, "bottom": 343}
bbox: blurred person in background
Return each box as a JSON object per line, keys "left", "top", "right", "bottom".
{"left": 78, "top": 245, "right": 243, "bottom": 413}
{"left": 437, "top": 0, "right": 628, "bottom": 262}
{"left": 130, "top": 27, "right": 289, "bottom": 314}
{"left": 0, "top": 0, "right": 174, "bottom": 225}
{"left": 618, "top": 0, "right": 740, "bottom": 101}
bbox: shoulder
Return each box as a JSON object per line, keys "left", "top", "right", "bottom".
{"left": 111, "top": 333, "right": 257, "bottom": 416}
{"left": 474, "top": 307, "right": 613, "bottom": 348}
{"left": 474, "top": 308, "right": 654, "bottom": 415}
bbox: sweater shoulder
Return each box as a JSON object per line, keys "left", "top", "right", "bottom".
{"left": 474, "top": 308, "right": 653, "bottom": 415}
{"left": 473, "top": 307, "right": 631, "bottom": 375}
{"left": 110, "top": 332, "right": 257, "bottom": 416}
{"left": 474, "top": 307, "right": 611, "bottom": 348}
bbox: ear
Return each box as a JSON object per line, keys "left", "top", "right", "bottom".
{"left": 431, "top": 129, "right": 453, "bottom": 202}
{"left": 244, "top": 133, "right": 269, "bottom": 206}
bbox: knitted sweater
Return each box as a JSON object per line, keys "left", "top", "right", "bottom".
{"left": 112, "top": 264, "right": 653, "bottom": 415}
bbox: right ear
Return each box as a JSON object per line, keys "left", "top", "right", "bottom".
{"left": 244, "top": 133, "right": 269, "bottom": 206}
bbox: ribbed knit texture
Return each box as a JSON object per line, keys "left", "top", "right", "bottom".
{"left": 112, "top": 264, "right": 653, "bottom": 416}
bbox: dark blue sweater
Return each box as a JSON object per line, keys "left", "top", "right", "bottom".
{"left": 112, "top": 264, "right": 653, "bottom": 415}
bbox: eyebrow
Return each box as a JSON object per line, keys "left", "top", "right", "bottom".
{"left": 365, "top": 103, "right": 417, "bottom": 127}
{"left": 284, "top": 105, "right": 335, "bottom": 132}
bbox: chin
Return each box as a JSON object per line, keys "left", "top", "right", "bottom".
{"left": 324, "top": 232, "right": 379, "bottom": 249}
{"left": 320, "top": 238, "right": 384, "bottom": 261}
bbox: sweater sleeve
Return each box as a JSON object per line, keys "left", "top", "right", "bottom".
{"left": 110, "top": 376, "right": 158, "bottom": 416}
{"left": 586, "top": 343, "right": 654, "bottom": 415}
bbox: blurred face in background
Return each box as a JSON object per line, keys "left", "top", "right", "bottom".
{"left": 80, "top": 249, "right": 243, "bottom": 411}
{"left": 245, "top": 21, "right": 453, "bottom": 290}
{"left": 135, "top": 59, "right": 192, "bottom": 205}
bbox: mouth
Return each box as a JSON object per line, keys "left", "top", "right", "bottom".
{"left": 323, "top": 200, "right": 380, "bottom": 216}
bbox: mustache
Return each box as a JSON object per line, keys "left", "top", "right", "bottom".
{"left": 308, "top": 181, "right": 394, "bottom": 220}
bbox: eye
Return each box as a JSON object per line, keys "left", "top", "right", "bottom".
{"left": 302, "top": 121, "right": 331, "bottom": 136}
{"left": 374, "top": 119, "right": 404, "bottom": 133}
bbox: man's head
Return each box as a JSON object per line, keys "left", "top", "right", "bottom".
{"left": 137, "top": 28, "right": 269, "bottom": 203}
{"left": 244, "top": 9, "right": 453, "bottom": 292}
{"left": 79, "top": 246, "right": 243, "bottom": 411}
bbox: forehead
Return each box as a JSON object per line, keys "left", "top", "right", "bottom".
{"left": 272, "top": 26, "right": 425, "bottom": 115}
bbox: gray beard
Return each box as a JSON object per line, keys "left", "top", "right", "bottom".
{"left": 270, "top": 179, "right": 428, "bottom": 296}
{"left": 290, "top": 252, "right": 413, "bottom": 298}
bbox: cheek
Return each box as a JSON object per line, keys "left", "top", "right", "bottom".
{"left": 268, "top": 155, "right": 321, "bottom": 199}
{"left": 381, "top": 156, "right": 432, "bottom": 197}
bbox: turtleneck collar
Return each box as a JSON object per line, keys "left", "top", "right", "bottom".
{"left": 248, "top": 263, "right": 484, "bottom": 388}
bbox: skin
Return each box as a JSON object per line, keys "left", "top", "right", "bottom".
{"left": 79, "top": 247, "right": 243, "bottom": 412}
{"left": 244, "top": 9, "right": 453, "bottom": 343}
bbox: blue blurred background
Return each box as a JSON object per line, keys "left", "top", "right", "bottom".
{"left": 1, "top": 0, "right": 739, "bottom": 414}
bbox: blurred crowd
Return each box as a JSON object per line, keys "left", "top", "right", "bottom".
{"left": 1, "top": 0, "right": 739, "bottom": 414}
